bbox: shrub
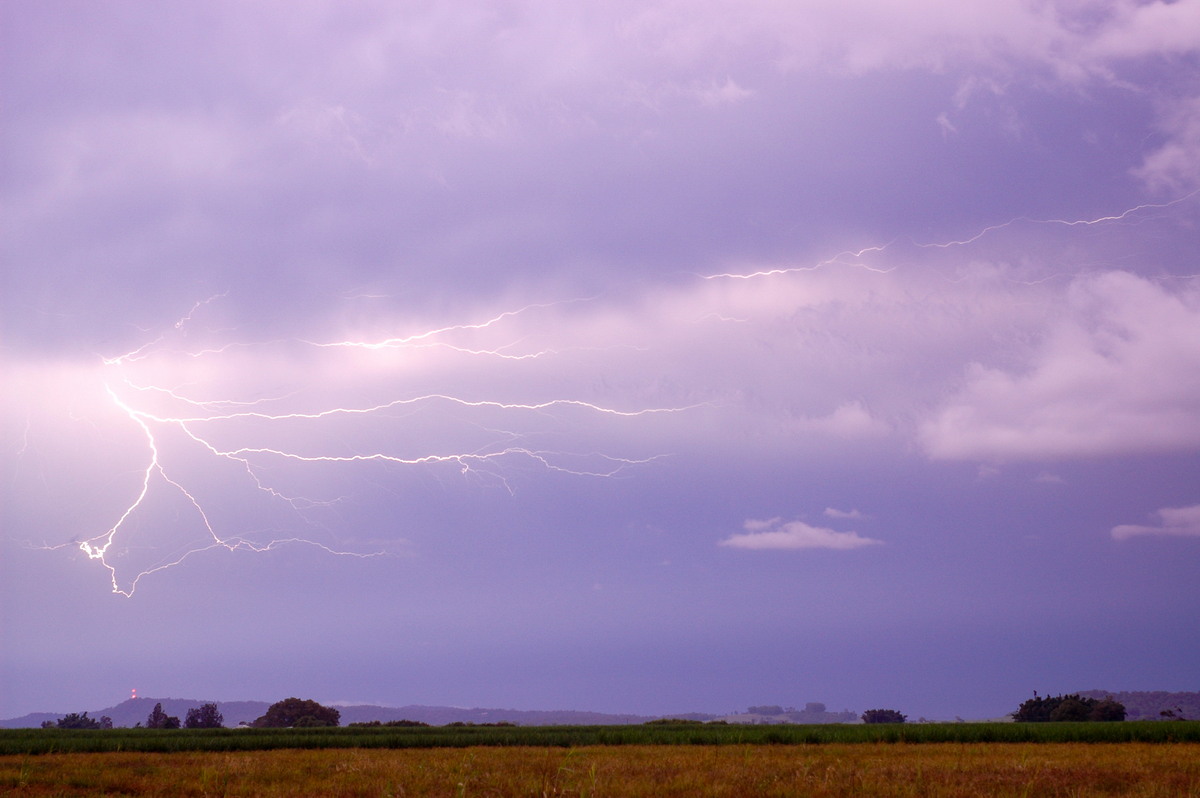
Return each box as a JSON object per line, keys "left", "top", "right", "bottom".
{"left": 861, "top": 709, "right": 907, "bottom": 724}
{"left": 1012, "top": 694, "right": 1125, "bottom": 722}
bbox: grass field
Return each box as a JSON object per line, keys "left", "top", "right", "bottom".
{"left": 4, "top": 721, "right": 1200, "bottom": 755}
{"left": 3, "top": 742, "right": 1199, "bottom": 796}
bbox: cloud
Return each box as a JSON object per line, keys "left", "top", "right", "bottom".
{"left": 719, "top": 517, "right": 882, "bottom": 550}
{"left": 920, "top": 271, "right": 1200, "bottom": 462}
{"left": 1085, "top": 0, "right": 1200, "bottom": 61}
{"left": 824, "top": 507, "right": 866, "bottom": 520}
{"left": 786, "top": 402, "right": 891, "bottom": 439}
{"left": 1111, "top": 504, "right": 1200, "bottom": 540}
{"left": 692, "top": 77, "right": 755, "bottom": 107}
{"left": 1134, "top": 98, "right": 1200, "bottom": 193}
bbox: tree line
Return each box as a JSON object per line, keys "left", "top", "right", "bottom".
{"left": 42, "top": 698, "right": 341, "bottom": 730}
{"left": 38, "top": 693, "right": 1142, "bottom": 729}
{"left": 1012, "top": 693, "right": 1125, "bottom": 722}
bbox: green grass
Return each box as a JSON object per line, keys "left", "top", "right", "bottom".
{"left": 3, "top": 721, "right": 1198, "bottom": 755}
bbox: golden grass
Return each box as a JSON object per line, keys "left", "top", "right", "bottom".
{"left": 3, "top": 743, "right": 1198, "bottom": 797}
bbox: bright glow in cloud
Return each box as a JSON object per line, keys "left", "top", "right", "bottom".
{"left": 1112, "top": 504, "right": 1200, "bottom": 539}
{"left": 720, "top": 517, "right": 882, "bottom": 550}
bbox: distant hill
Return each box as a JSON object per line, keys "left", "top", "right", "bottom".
{"left": 0, "top": 698, "right": 270, "bottom": 729}
{"left": 335, "top": 705, "right": 687, "bottom": 726}
{"left": 0, "top": 698, "right": 709, "bottom": 729}
{"left": 1078, "top": 690, "right": 1200, "bottom": 721}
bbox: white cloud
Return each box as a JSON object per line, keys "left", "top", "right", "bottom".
{"left": 1086, "top": 0, "right": 1200, "bottom": 61}
{"left": 1134, "top": 98, "right": 1200, "bottom": 193}
{"left": 824, "top": 507, "right": 866, "bottom": 520}
{"left": 1112, "top": 504, "right": 1200, "bottom": 540}
{"left": 786, "top": 402, "right": 892, "bottom": 439}
{"left": 920, "top": 271, "right": 1200, "bottom": 462}
{"left": 719, "top": 518, "right": 882, "bottom": 550}
{"left": 692, "top": 77, "right": 755, "bottom": 107}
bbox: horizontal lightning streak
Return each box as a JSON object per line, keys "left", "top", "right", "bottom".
{"left": 701, "top": 244, "right": 895, "bottom": 280}
{"left": 134, "top": 392, "right": 696, "bottom": 424}
{"left": 701, "top": 192, "right": 1200, "bottom": 281}
{"left": 305, "top": 298, "right": 595, "bottom": 351}
{"left": 915, "top": 191, "right": 1200, "bottom": 249}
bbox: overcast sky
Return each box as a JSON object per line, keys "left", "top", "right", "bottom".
{"left": 3, "top": 0, "right": 1199, "bottom": 722}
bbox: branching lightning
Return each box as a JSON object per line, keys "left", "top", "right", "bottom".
{"left": 67, "top": 296, "right": 698, "bottom": 597}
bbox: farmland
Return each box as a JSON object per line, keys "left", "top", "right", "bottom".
{"left": 2, "top": 723, "right": 1199, "bottom": 796}
{"left": 3, "top": 742, "right": 1199, "bottom": 796}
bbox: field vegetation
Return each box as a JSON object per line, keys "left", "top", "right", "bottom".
{"left": 3, "top": 720, "right": 1199, "bottom": 756}
{"left": 3, "top": 742, "right": 1199, "bottom": 796}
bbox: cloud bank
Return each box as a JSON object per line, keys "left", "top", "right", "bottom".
{"left": 720, "top": 517, "right": 883, "bottom": 550}
{"left": 1112, "top": 505, "right": 1200, "bottom": 540}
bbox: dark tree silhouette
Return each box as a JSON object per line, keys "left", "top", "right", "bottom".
{"left": 252, "top": 697, "right": 340, "bottom": 728}
{"left": 146, "top": 702, "right": 182, "bottom": 729}
{"left": 184, "top": 703, "right": 224, "bottom": 729}
{"left": 861, "top": 709, "right": 907, "bottom": 724}
{"left": 1012, "top": 693, "right": 1125, "bottom": 722}
{"left": 52, "top": 712, "right": 104, "bottom": 729}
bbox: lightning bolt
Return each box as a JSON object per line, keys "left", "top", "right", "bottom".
{"left": 64, "top": 296, "right": 699, "bottom": 597}
{"left": 35, "top": 192, "right": 1198, "bottom": 596}
{"left": 700, "top": 191, "right": 1200, "bottom": 282}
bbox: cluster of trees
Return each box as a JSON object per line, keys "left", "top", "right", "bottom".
{"left": 861, "top": 709, "right": 907, "bottom": 724}
{"left": 251, "top": 698, "right": 340, "bottom": 728}
{"left": 42, "top": 712, "right": 112, "bottom": 730}
{"left": 184, "top": 703, "right": 225, "bottom": 728}
{"left": 1012, "top": 693, "right": 1126, "bottom": 722}
{"left": 145, "top": 703, "right": 181, "bottom": 729}
{"left": 41, "top": 699, "right": 342, "bottom": 731}
{"left": 140, "top": 699, "right": 338, "bottom": 729}
{"left": 143, "top": 702, "right": 225, "bottom": 729}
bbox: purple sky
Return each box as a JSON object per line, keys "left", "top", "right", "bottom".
{"left": 3, "top": 1, "right": 1199, "bottom": 721}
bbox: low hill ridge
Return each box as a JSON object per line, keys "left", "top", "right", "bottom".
{"left": 1, "top": 698, "right": 709, "bottom": 729}
{"left": 1077, "top": 690, "right": 1200, "bottom": 721}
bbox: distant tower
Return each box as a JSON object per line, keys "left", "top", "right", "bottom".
{"left": 131, "top": 688, "right": 137, "bottom": 701}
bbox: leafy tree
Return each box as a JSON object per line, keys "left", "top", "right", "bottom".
{"left": 252, "top": 697, "right": 340, "bottom": 728}
{"left": 861, "top": 709, "right": 907, "bottom": 724}
{"left": 54, "top": 712, "right": 103, "bottom": 729}
{"left": 184, "top": 703, "right": 224, "bottom": 729}
{"left": 1049, "top": 696, "right": 1092, "bottom": 722}
{"left": 1089, "top": 698, "right": 1127, "bottom": 722}
{"left": 146, "top": 702, "right": 181, "bottom": 729}
{"left": 1012, "top": 693, "right": 1125, "bottom": 722}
